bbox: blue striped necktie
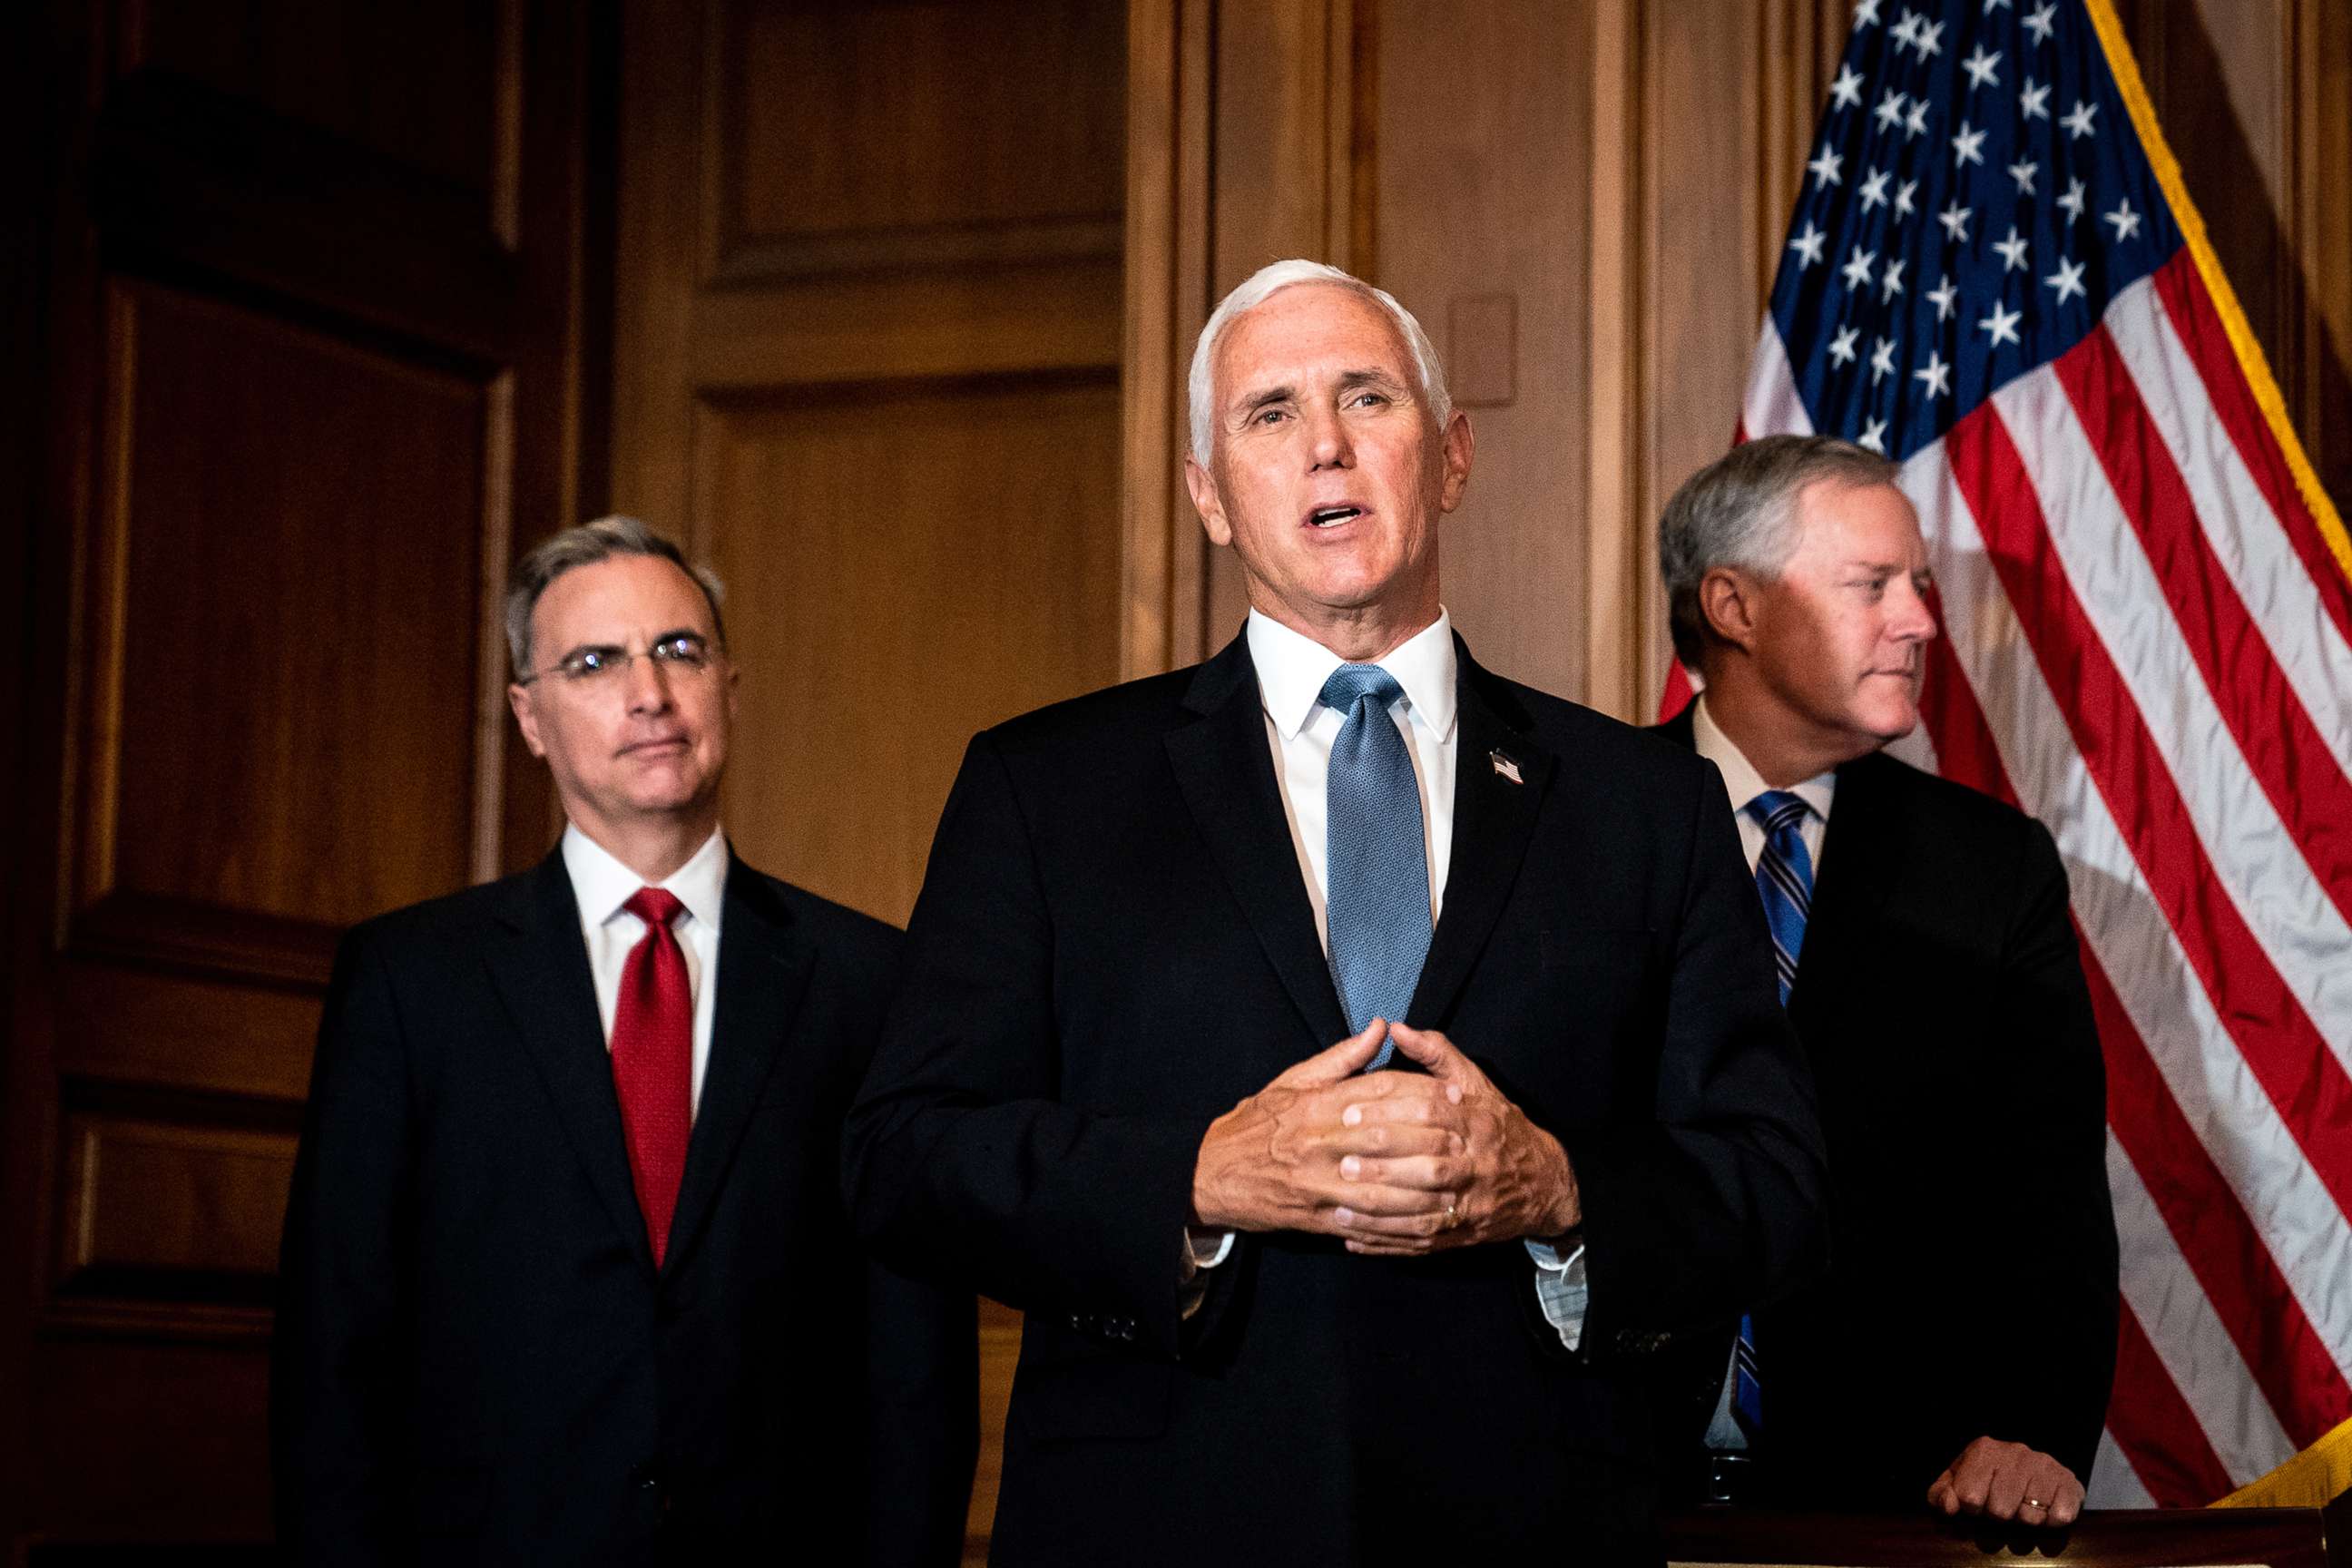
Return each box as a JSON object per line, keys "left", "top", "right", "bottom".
{"left": 1319, "top": 664, "right": 1431, "bottom": 1072}
{"left": 1748, "top": 789, "right": 1816, "bottom": 1006}
{"left": 1732, "top": 788, "right": 1815, "bottom": 1442}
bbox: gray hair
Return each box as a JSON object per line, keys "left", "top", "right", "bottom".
{"left": 1186, "top": 259, "right": 1453, "bottom": 460}
{"left": 505, "top": 515, "right": 728, "bottom": 677}
{"left": 1658, "top": 435, "right": 1897, "bottom": 668}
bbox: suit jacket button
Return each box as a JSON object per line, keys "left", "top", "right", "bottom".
{"left": 1068, "top": 1313, "right": 1085, "bottom": 1332}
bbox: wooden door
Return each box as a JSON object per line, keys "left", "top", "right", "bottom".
{"left": 0, "top": 2, "right": 604, "bottom": 1557}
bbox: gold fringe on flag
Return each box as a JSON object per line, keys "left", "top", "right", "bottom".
{"left": 2210, "top": 1416, "right": 2352, "bottom": 1509}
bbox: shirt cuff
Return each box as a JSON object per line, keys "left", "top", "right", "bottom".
{"left": 1524, "top": 1238, "right": 1589, "bottom": 1351}
{"left": 1178, "top": 1228, "right": 1237, "bottom": 1321}
{"left": 1188, "top": 1228, "right": 1236, "bottom": 1269}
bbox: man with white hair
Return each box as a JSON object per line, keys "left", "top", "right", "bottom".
{"left": 847, "top": 262, "right": 1826, "bottom": 1564}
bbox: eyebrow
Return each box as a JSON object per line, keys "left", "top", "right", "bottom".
{"left": 1229, "top": 368, "right": 1412, "bottom": 425}
{"left": 554, "top": 628, "right": 707, "bottom": 661}
{"left": 1841, "top": 560, "right": 1936, "bottom": 586}
{"left": 1231, "top": 385, "right": 1297, "bottom": 426}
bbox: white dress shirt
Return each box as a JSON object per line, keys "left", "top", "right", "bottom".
{"left": 1187, "top": 612, "right": 1582, "bottom": 1334}
{"left": 1690, "top": 695, "right": 1837, "bottom": 877}
{"left": 1688, "top": 694, "right": 1835, "bottom": 1449}
{"left": 1247, "top": 608, "right": 1458, "bottom": 943}
{"left": 562, "top": 823, "right": 729, "bottom": 1114}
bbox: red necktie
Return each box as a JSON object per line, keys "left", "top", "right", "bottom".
{"left": 612, "top": 887, "right": 692, "bottom": 1266}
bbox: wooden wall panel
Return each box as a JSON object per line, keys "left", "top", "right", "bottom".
{"left": 29, "top": 1340, "right": 275, "bottom": 1544}
{"left": 1372, "top": 0, "right": 1594, "bottom": 703}
{"left": 2295, "top": 2, "right": 2352, "bottom": 514}
{"left": 716, "top": 0, "right": 1123, "bottom": 279}
{"left": 128, "top": 0, "right": 507, "bottom": 211}
{"left": 83, "top": 282, "right": 487, "bottom": 946}
{"left": 1632, "top": 0, "right": 1772, "bottom": 713}
{"left": 696, "top": 375, "right": 1122, "bottom": 923}
{"left": 56, "top": 1111, "right": 296, "bottom": 1299}
{"left": 5, "top": 0, "right": 603, "bottom": 1554}
{"left": 967, "top": 1299, "right": 1021, "bottom": 1550}
{"left": 1201, "top": 0, "right": 1365, "bottom": 642}
{"left": 1119, "top": 0, "right": 1214, "bottom": 678}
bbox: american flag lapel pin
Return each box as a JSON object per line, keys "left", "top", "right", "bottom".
{"left": 1490, "top": 749, "right": 1523, "bottom": 786}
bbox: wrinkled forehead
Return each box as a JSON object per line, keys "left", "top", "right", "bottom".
{"left": 1212, "top": 282, "right": 1416, "bottom": 401}
{"left": 1791, "top": 475, "right": 1927, "bottom": 560}
{"left": 533, "top": 554, "right": 717, "bottom": 646}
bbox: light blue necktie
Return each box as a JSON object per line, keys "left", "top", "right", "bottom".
{"left": 1320, "top": 664, "right": 1431, "bottom": 1071}
{"left": 1731, "top": 788, "right": 1816, "bottom": 1440}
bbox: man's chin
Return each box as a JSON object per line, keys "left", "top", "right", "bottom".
{"left": 615, "top": 775, "right": 715, "bottom": 819}
{"left": 1865, "top": 705, "right": 1922, "bottom": 746}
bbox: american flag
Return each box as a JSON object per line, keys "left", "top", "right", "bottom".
{"left": 1682, "top": 0, "right": 2352, "bottom": 1507}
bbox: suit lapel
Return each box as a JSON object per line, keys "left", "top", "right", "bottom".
{"left": 1788, "top": 751, "right": 1896, "bottom": 1021}
{"left": 1406, "top": 640, "right": 1555, "bottom": 1027}
{"left": 1164, "top": 634, "right": 1351, "bottom": 1048}
{"left": 485, "top": 853, "right": 655, "bottom": 1273}
{"left": 1655, "top": 704, "right": 1896, "bottom": 1019}
{"left": 662, "top": 857, "right": 816, "bottom": 1278}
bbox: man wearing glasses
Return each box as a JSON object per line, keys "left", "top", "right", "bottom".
{"left": 273, "top": 517, "right": 975, "bottom": 1563}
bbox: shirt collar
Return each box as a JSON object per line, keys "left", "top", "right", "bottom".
{"left": 561, "top": 822, "right": 730, "bottom": 936}
{"left": 1245, "top": 607, "right": 1459, "bottom": 743}
{"left": 1690, "top": 694, "right": 1836, "bottom": 822}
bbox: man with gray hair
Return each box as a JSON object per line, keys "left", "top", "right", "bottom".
{"left": 1653, "top": 435, "right": 2117, "bottom": 1524}
{"left": 274, "top": 517, "right": 975, "bottom": 1563}
{"left": 848, "top": 261, "right": 1824, "bottom": 1563}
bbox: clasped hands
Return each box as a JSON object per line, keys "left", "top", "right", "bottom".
{"left": 1191, "top": 1019, "right": 1578, "bottom": 1256}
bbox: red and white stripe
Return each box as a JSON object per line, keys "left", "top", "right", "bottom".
{"left": 1735, "top": 248, "right": 2352, "bottom": 1504}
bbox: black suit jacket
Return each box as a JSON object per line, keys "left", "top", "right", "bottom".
{"left": 1658, "top": 707, "right": 2118, "bottom": 1506}
{"left": 273, "top": 848, "right": 976, "bottom": 1564}
{"left": 845, "top": 634, "right": 1827, "bottom": 1566}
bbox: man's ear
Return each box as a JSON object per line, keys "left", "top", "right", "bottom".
{"left": 1185, "top": 453, "right": 1233, "bottom": 546}
{"left": 1436, "top": 408, "right": 1475, "bottom": 513}
{"left": 1698, "top": 566, "right": 1763, "bottom": 655}
{"left": 509, "top": 683, "right": 549, "bottom": 759}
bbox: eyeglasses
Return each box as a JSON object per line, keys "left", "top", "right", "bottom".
{"left": 515, "top": 632, "right": 720, "bottom": 687}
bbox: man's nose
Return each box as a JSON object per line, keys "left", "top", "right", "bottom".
{"left": 1307, "top": 406, "right": 1352, "bottom": 469}
{"left": 622, "top": 651, "right": 675, "bottom": 711}
{"left": 1892, "top": 580, "right": 1939, "bottom": 642}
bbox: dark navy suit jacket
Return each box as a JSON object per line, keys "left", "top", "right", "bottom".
{"left": 275, "top": 849, "right": 975, "bottom": 1564}
{"left": 1657, "top": 705, "right": 2118, "bottom": 1506}
{"left": 848, "top": 634, "right": 1827, "bottom": 1565}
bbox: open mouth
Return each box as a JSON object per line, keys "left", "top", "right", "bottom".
{"left": 1307, "top": 506, "right": 1365, "bottom": 528}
